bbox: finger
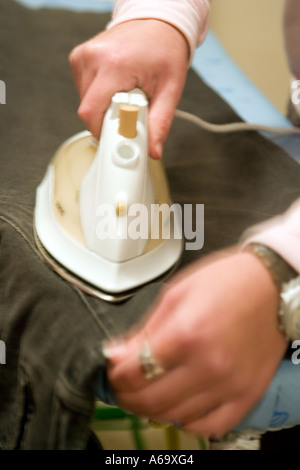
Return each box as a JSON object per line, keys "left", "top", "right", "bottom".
{"left": 68, "top": 45, "right": 97, "bottom": 99}
{"left": 103, "top": 285, "right": 180, "bottom": 364}
{"left": 114, "top": 364, "right": 190, "bottom": 417}
{"left": 107, "top": 313, "right": 218, "bottom": 402}
{"left": 105, "top": 288, "right": 191, "bottom": 388}
{"left": 105, "top": 281, "right": 197, "bottom": 393}
{"left": 116, "top": 380, "right": 221, "bottom": 425}
{"left": 106, "top": 325, "right": 175, "bottom": 393}
{"left": 77, "top": 70, "right": 136, "bottom": 139}
{"left": 181, "top": 400, "right": 251, "bottom": 440}
{"left": 147, "top": 81, "right": 185, "bottom": 159}
{"left": 156, "top": 390, "right": 222, "bottom": 428}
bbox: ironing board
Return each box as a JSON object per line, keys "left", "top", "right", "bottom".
{"left": 1, "top": 0, "right": 300, "bottom": 450}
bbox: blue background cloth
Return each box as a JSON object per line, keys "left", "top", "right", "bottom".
{"left": 16, "top": 0, "right": 114, "bottom": 12}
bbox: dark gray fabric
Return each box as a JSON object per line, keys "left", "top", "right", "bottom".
{"left": 0, "top": 0, "right": 299, "bottom": 449}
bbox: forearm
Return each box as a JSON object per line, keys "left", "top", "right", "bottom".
{"left": 107, "top": 0, "right": 210, "bottom": 62}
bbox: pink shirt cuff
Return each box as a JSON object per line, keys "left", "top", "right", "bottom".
{"left": 107, "top": 0, "right": 210, "bottom": 63}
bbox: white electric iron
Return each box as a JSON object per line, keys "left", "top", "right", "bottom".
{"left": 34, "top": 89, "right": 183, "bottom": 302}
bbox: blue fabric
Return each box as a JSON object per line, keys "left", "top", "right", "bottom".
{"left": 96, "top": 357, "right": 300, "bottom": 433}
{"left": 236, "top": 358, "right": 300, "bottom": 432}
{"left": 15, "top": 0, "right": 113, "bottom": 12}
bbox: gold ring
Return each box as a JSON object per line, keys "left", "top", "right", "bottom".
{"left": 138, "top": 341, "right": 165, "bottom": 380}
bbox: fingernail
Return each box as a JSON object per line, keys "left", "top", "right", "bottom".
{"left": 102, "top": 339, "right": 128, "bottom": 360}
{"left": 154, "top": 142, "right": 163, "bottom": 159}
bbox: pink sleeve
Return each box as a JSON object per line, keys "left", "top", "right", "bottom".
{"left": 107, "top": 0, "right": 210, "bottom": 62}
{"left": 242, "top": 199, "right": 300, "bottom": 273}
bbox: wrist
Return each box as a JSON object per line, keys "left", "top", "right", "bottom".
{"left": 108, "top": 0, "right": 210, "bottom": 64}
{"left": 109, "top": 18, "right": 189, "bottom": 63}
{"left": 243, "top": 243, "right": 300, "bottom": 340}
{"left": 231, "top": 249, "right": 287, "bottom": 353}
{"left": 240, "top": 248, "right": 280, "bottom": 315}
{"left": 244, "top": 243, "right": 297, "bottom": 292}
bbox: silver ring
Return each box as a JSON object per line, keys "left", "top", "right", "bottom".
{"left": 138, "top": 341, "right": 165, "bottom": 380}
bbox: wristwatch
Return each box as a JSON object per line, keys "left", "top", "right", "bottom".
{"left": 245, "top": 243, "right": 300, "bottom": 341}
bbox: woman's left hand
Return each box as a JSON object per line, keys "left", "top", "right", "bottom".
{"left": 103, "top": 248, "right": 287, "bottom": 439}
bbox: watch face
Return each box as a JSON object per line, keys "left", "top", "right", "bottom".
{"left": 280, "top": 277, "right": 300, "bottom": 340}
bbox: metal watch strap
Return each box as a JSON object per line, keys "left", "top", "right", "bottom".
{"left": 280, "top": 277, "right": 300, "bottom": 340}
{"left": 244, "top": 243, "right": 298, "bottom": 338}
{"left": 244, "top": 243, "right": 298, "bottom": 292}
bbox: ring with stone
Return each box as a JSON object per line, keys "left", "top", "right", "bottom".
{"left": 138, "top": 341, "right": 165, "bottom": 380}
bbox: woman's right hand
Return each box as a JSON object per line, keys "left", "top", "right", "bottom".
{"left": 69, "top": 19, "right": 189, "bottom": 159}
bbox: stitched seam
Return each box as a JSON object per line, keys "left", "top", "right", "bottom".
{"left": 0, "top": 215, "right": 112, "bottom": 338}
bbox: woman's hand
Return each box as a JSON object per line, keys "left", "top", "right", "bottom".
{"left": 69, "top": 20, "right": 189, "bottom": 159}
{"left": 104, "top": 248, "right": 287, "bottom": 439}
